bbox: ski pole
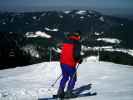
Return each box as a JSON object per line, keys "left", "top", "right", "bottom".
{"left": 71, "top": 63, "right": 80, "bottom": 81}
{"left": 48, "top": 62, "right": 80, "bottom": 92}
{"left": 51, "top": 74, "right": 62, "bottom": 87}
{"left": 48, "top": 73, "right": 62, "bottom": 92}
{"left": 50, "top": 63, "right": 80, "bottom": 88}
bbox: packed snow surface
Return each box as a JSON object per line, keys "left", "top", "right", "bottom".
{"left": 0, "top": 58, "right": 133, "bottom": 100}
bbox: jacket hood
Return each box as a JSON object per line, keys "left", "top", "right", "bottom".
{"left": 68, "top": 35, "right": 80, "bottom": 41}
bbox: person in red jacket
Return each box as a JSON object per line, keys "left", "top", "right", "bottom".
{"left": 57, "top": 31, "right": 82, "bottom": 98}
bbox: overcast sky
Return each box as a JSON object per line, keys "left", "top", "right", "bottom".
{"left": 0, "top": 0, "right": 133, "bottom": 13}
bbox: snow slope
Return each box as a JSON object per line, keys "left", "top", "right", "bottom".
{"left": 0, "top": 57, "right": 133, "bottom": 100}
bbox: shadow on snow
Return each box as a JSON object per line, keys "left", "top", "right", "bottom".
{"left": 38, "top": 83, "right": 97, "bottom": 100}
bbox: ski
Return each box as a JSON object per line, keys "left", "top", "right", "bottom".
{"left": 38, "top": 92, "right": 97, "bottom": 100}
{"left": 53, "top": 92, "right": 97, "bottom": 99}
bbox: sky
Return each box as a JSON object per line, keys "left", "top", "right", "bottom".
{"left": 0, "top": 0, "right": 133, "bottom": 10}
{"left": 0, "top": 0, "right": 133, "bottom": 17}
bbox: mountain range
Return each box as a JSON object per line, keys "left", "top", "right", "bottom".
{"left": 0, "top": 10, "right": 133, "bottom": 68}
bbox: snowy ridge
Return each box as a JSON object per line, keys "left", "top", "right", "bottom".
{"left": 26, "top": 31, "right": 51, "bottom": 38}
{"left": 44, "top": 27, "right": 59, "bottom": 32}
{"left": 82, "top": 45, "right": 133, "bottom": 57}
{"left": 76, "top": 10, "right": 86, "bottom": 15}
{"left": 96, "top": 38, "right": 121, "bottom": 44}
{"left": 105, "top": 48, "right": 133, "bottom": 56}
{"left": 64, "top": 11, "right": 71, "bottom": 14}
{"left": 0, "top": 59, "right": 133, "bottom": 100}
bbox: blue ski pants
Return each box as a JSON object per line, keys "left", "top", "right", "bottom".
{"left": 59, "top": 64, "right": 77, "bottom": 91}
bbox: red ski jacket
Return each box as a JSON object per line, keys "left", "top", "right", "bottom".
{"left": 60, "top": 36, "right": 81, "bottom": 68}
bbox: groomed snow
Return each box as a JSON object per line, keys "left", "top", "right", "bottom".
{"left": 0, "top": 58, "right": 133, "bottom": 100}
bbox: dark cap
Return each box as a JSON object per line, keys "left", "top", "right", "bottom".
{"left": 67, "top": 30, "right": 81, "bottom": 37}
{"left": 75, "top": 30, "right": 81, "bottom": 36}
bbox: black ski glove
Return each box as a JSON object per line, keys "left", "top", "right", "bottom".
{"left": 78, "top": 59, "right": 83, "bottom": 64}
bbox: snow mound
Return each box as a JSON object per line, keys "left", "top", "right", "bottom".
{"left": 84, "top": 56, "right": 99, "bottom": 62}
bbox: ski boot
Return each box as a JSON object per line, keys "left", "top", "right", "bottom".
{"left": 57, "top": 89, "right": 65, "bottom": 98}
{"left": 64, "top": 90, "right": 77, "bottom": 98}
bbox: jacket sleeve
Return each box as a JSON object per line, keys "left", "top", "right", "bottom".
{"left": 74, "top": 42, "right": 81, "bottom": 61}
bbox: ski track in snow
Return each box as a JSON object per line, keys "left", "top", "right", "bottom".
{"left": 0, "top": 58, "right": 133, "bottom": 100}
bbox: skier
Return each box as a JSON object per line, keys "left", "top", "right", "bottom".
{"left": 57, "top": 31, "right": 83, "bottom": 98}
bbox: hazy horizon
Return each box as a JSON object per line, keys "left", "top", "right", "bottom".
{"left": 0, "top": 0, "right": 133, "bottom": 19}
